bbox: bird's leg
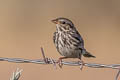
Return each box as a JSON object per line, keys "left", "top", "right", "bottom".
{"left": 57, "top": 57, "right": 67, "bottom": 68}
{"left": 78, "top": 54, "right": 84, "bottom": 70}
{"left": 79, "top": 59, "right": 84, "bottom": 70}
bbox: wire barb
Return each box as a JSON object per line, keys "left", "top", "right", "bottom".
{"left": 49, "top": 58, "right": 57, "bottom": 69}
{"left": 41, "top": 47, "right": 49, "bottom": 64}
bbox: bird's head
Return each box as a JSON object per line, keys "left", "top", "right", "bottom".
{"left": 52, "top": 17, "right": 74, "bottom": 31}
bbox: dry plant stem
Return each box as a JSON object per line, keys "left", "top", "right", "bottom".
{"left": 10, "top": 68, "right": 23, "bottom": 80}
{"left": 115, "top": 69, "right": 120, "bottom": 80}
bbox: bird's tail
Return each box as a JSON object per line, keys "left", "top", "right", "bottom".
{"left": 83, "top": 51, "right": 96, "bottom": 58}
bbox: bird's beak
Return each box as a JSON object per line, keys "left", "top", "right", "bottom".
{"left": 51, "top": 19, "right": 58, "bottom": 24}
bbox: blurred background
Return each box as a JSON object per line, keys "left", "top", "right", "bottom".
{"left": 0, "top": 0, "right": 120, "bottom": 80}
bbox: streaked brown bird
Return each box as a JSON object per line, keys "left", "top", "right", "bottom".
{"left": 52, "top": 17, "right": 95, "bottom": 69}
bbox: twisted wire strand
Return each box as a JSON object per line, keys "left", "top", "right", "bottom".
{"left": 0, "top": 57, "right": 120, "bottom": 69}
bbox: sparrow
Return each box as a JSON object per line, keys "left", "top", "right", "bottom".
{"left": 52, "top": 17, "right": 95, "bottom": 69}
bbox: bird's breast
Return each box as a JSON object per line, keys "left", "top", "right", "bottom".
{"left": 54, "top": 31, "right": 80, "bottom": 58}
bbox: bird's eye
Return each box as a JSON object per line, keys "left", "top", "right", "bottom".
{"left": 61, "top": 21, "right": 66, "bottom": 24}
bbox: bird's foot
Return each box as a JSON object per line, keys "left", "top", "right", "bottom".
{"left": 57, "top": 57, "right": 68, "bottom": 68}
{"left": 78, "top": 60, "right": 85, "bottom": 70}
{"left": 57, "top": 58, "right": 63, "bottom": 68}
{"left": 44, "top": 58, "right": 50, "bottom": 64}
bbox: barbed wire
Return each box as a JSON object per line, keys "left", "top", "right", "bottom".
{"left": 0, "top": 57, "right": 120, "bottom": 69}
{"left": 0, "top": 47, "right": 120, "bottom": 80}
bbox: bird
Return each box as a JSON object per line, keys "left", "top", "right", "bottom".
{"left": 52, "top": 17, "right": 95, "bottom": 69}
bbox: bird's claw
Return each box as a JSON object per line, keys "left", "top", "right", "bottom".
{"left": 57, "top": 59, "right": 63, "bottom": 68}
{"left": 44, "top": 58, "right": 50, "bottom": 64}
{"left": 78, "top": 60, "right": 84, "bottom": 70}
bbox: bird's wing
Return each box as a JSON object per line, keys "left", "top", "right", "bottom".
{"left": 53, "top": 32, "right": 56, "bottom": 43}
{"left": 70, "top": 30, "right": 85, "bottom": 50}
